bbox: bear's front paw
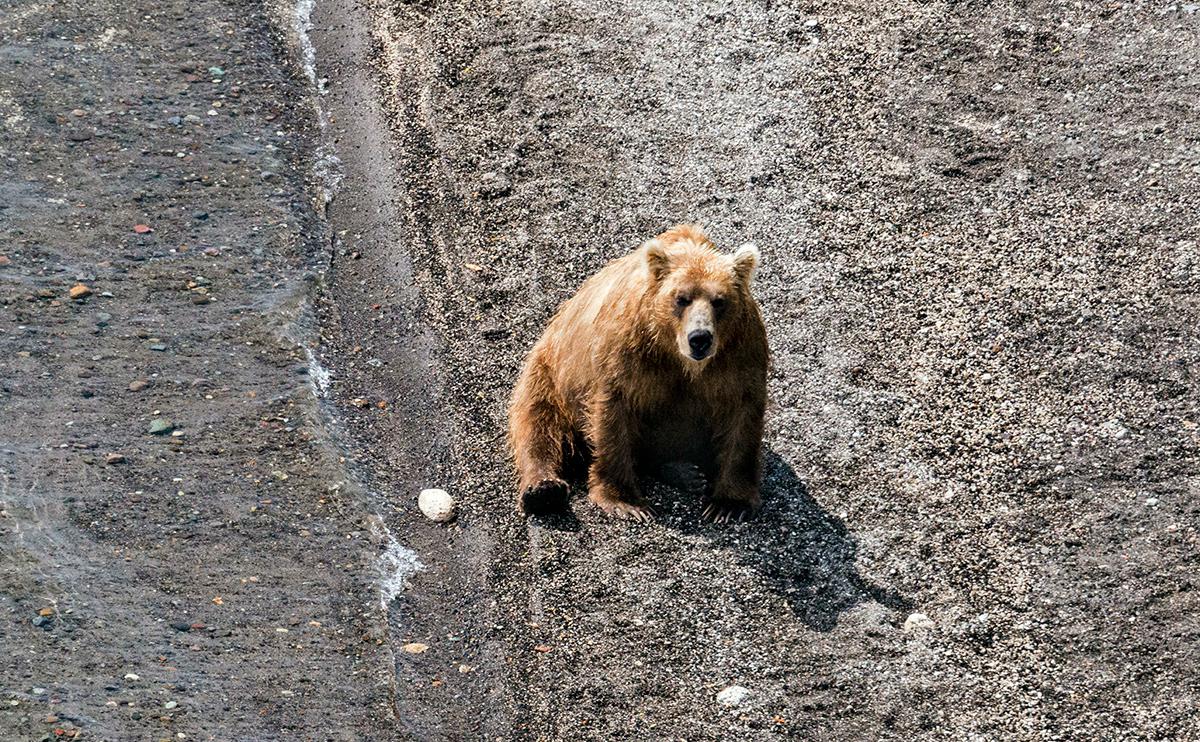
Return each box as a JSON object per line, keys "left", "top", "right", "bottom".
{"left": 588, "top": 485, "right": 655, "bottom": 522}
{"left": 702, "top": 497, "right": 759, "bottom": 524}
{"left": 519, "top": 478, "right": 569, "bottom": 515}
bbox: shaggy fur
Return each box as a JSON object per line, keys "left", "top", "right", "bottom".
{"left": 508, "top": 224, "right": 769, "bottom": 522}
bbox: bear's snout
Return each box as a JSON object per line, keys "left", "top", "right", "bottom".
{"left": 687, "top": 329, "right": 714, "bottom": 360}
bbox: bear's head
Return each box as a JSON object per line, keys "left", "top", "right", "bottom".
{"left": 643, "top": 224, "right": 759, "bottom": 366}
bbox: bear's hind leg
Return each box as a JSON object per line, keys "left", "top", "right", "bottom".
{"left": 509, "top": 360, "right": 571, "bottom": 514}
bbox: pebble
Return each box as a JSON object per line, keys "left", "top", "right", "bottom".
{"left": 123, "top": 673, "right": 140, "bottom": 681}
{"left": 418, "top": 488, "right": 456, "bottom": 523}
{"left": 402, "top": 642, "right": 429, "bottom": 654}
{"left": 68, "top": 284, "right": 92, "bottom": 299}
{"left": 147, "top": 419, "right": 175, "bottom": 435}
{"left": 904, "top": 612, "right": 935, "bottom": 632}
{"left": 105, "top": 453, "right": 126, "bottom": 465}
{"left": 128, "top": 379, "right": 149, "bottom": 391}
{"left": 477, "top": 171, "right": 512, "bottom": 198}
{"left": 164, "top": 701, "right": 178, "bottom": 710}
{"left": 1146, "top": 497, "right": 1159, "bottom": 507}
{"left": 716, "top": 685, "right": 752, "bottom": 706}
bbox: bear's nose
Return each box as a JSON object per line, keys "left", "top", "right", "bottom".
{"left": 687, "top": 329, "right": 713, "bottom": 359}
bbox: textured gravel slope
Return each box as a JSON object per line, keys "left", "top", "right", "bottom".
{"left": 314, "top": 0, "right": 1200, "bottom": 739}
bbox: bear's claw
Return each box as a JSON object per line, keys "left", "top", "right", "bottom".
{"left": 519, "top": 478, "right": 569, "bottom": 515}
{"left": 702, "top": 499, "right": 757, "bottom": 524}
{"left": 593, "top": 497, "right": 656, "bottom": 522}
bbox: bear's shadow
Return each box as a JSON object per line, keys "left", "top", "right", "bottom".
{"left": 534, "top": 447, "right": 908, "bottom": 631}
{"left": 682, "top": 449, "right": 910, "bottom": 631}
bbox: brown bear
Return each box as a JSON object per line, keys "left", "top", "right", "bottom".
{"left": 508, "top": 224, "right": 768, "bottom": 523}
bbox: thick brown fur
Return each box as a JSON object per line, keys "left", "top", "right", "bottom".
{"left": 508, "top": 224, "right": 768, "bottom": 522}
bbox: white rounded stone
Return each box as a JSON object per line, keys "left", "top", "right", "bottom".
{"left": 903, "top": 612, "right": 935, "bottom": 633}
{"left": 716, "top": 685, "right": 751, "bottom": 706}
{"left": 418, "top": 488, "right": 456, "bottom": 523}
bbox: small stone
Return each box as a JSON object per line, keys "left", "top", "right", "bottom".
{"left": 418, "top": 488, "right": 456, "bottom": 523}
{"left": 191, "top": 293, "right": 211, "bottom": 305}
{"left": 402, "top": 642, "right": 429, "bottom": 654}
{"left": 477, "top": 171, "right": 512, "bottom": 198}
{"left": 31, "top": 687, "right": 46, "bottom": 695}
{"left": 1145, "top": 497, "right": 1159, "bottom": 507}
{"left": 534, "top": 644, "right": 553, "bottom": 653}
{"left": 0, "top": 255, "right": 11, "bottom": 266}
{"left": 38, "top": 607, "right": 54, "bottom": 617}
{"left": 123, "top": 673, "right": 140, "bottom": 681}
{"left": 147, "top": 419, "right": 174, "bottom": 435}
{"left": 68, "top": 284, "right": 92, "bottom": 299}
{"left": 149, "top": 343, "right": 168, "bottom": 352}
{"left": 164, "top": 701, "right": 178, "bottom": 710}
{"left": 32, "top": 616, "right": 51, "bottom": 628}
{"left": 105, "top": 453, "right": 126, "bottom": 465}
{"left": 903, "top": 612, "right": 935, "bottom": 632}
{"left": 458, "top": 664, "right": 474, "bottom": 673}
{"left": 716, "top": 685, "right": 752, "bottom": 706}
{"left": 128, "top": 379, "right": 149, "bottom": 392}
{"left": 170, "top": 622, "right": 191, "bottom": 633}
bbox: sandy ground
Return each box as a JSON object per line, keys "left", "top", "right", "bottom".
{"left": 3, "top": 0, "right": 1200, "bottom": 740}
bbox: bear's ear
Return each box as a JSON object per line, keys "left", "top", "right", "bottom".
{"left": 731, "top": 243, "right": 759, "bottom": 286}
{"left": 645, "top": 241, "right": 671, "bottom": 282}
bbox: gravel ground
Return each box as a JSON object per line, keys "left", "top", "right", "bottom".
{"left": 315, "top": 0, "right": 1200, "bottom": 740}
{"left": 0, "top": 0, "right": 393, "bottom": 739}
{"left": 3, "top": 0, "right": 1199, "bottom": 740}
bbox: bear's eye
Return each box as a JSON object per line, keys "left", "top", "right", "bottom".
{"left": 711, "top": 297, "right": 726, "bottom": 311}
{"left": 675, "top": 295, "right": 692, "bottom": 308}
